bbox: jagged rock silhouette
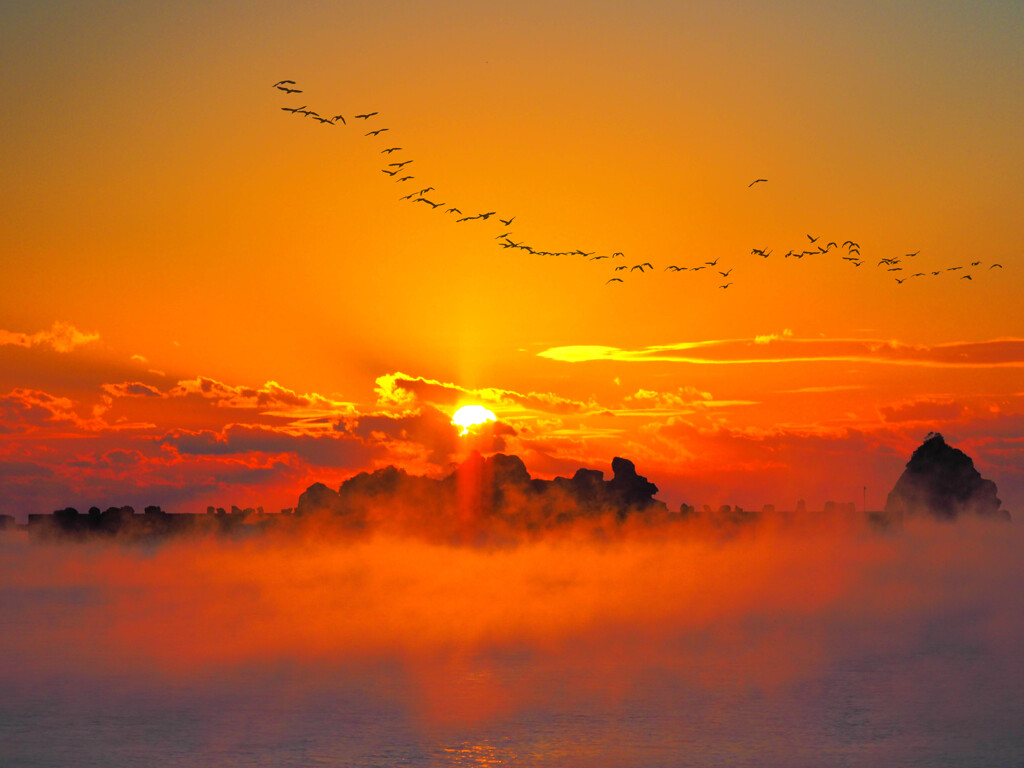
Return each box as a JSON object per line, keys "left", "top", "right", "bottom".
{"left": 296, "top": 452, "right": 664, "bottom": 526}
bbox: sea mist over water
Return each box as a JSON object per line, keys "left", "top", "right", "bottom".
{"left": 1, "top": 514, "right": 1022, "bottom": 767}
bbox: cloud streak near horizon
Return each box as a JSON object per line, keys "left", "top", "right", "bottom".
{"left": 539, "top": 337, "right": 1024, "bottom": 368}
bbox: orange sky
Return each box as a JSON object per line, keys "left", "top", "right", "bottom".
{"left": 1, "top": 1, "right": 1022, "bottom": 518}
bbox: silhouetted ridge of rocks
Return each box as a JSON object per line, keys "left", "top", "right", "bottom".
{"left": 884, "top": 432, "right": 1009, "bottom": 521}
{"left": 294, "top": 452, "right": 666, "bottom": 526}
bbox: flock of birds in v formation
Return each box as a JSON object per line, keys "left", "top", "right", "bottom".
{"left": 272, "top": 80, "right": 1005, "bottom": 288}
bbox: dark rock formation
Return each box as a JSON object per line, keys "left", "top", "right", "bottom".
{"left": 885, "top": 433, "right": 1009, "bottom": 521}
{"left": 296, "top": 482, "right": 346, "bottom": 517}
{"left": 606, "top": 457, "right": 660, "bottom": 517}
{"left": 296, "top": 452, "right": 666, "bottom": 532}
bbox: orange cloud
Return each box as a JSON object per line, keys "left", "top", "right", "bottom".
{"left": 102, "top": 381, "right": 164, "bottom": 398}
{"left": 126, "top": 377, "right": 361, "bottom": 419}
{"left": 878, "top": 398, "right": 969, "bottom": 424}
{"left": 0, "top": 321, "right": 99, "bottom": 353}
{"left": 158, "top": 423, "right": 384, "bottom": 468}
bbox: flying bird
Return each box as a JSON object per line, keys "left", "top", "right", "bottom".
{"left": 381, "top": 147, "right": 402, "bottom": 154}
{"left": 277, "top": 87, "right": 302, "bottom": 94}
{"left": 961, "top": 275, "right": 972, "bottom": 280}
{"left": 389, "top": 160, "right": 412, "bottom": 168}
{"left": 382, "top": 168, "right": 398, "bottom": 176}
{"left": 280, "top": 105, "right": 306, "bottom": 113}
{"left": 807, "top": 234, "right": 819, "bottom": 243}
{"left": 706, "top": 258, "right": 719, "bottom": 266}
{"left": 843, "top": 241, "right": 860, "bottom": 249}
{"left": 614, "top": 265, "right": 628, "bottom": 271}
{"left": 397, "top": 176, "right": 414, "bottom": 182}
{"left": 332, "top": 114, "right": 346, "bottom": 125}
{"left": 990, "top": 263, "right": 1003, "bottom": 269}
{"left": 446, "top": 208, "right": 461, "bottom": 214}
{"left": 906, "top": 251, "right": 920, "bottom": 257}
{"left": 365, "top": 128, "right": 389, "bottom": 136}
{"left": 630, "top": 263, "right": 653, "bottom": 272}
{"left": 748, "top": 179, "right": 767, "bottom": 187}
{"left": 606, "top": 278, "right": 624, "bottom": 284}
{"left": 499, "top": 216, "right": 515, "bottom": 226}
{"left": 895, "top": 278, "right": 906, "bottom": 284}
{"left": 272, "top": 80, "right": 296, "bottom": 88}
{"left": 664, "top": 265, "right": 684, "bottom": 271}
{"left": 354, "top": 112, "right": 379, "bottom": 120}
{"left": 719, "top": 283, "right": 733, "bottom": 289}
{"left": 719, "top": 269, "right": 733, "bottom": 277}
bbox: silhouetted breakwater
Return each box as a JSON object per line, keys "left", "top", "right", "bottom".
{"left": 25, "top": 504, "right": 296, "bottom": 542}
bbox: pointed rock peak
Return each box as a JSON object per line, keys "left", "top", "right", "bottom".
{"left": 611, "top": 456, "right": 638, "bottom": 480}
{"left": 886, "top": 432, "right": 1007, "bottom": 520}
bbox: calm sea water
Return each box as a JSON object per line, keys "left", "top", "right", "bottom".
{"left": 2, "top": 650, "right": 1022, "bottom": 767}
{"left": 2, "top": 525, "right": 1022, "bottom": 767}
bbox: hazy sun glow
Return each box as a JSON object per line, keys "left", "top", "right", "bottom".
{"left": 452, "top": 405, "right": 496, "bottom": 435}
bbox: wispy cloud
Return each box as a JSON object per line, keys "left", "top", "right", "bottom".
{"left": 539, "top": 337, "right": 1024, "bottom": 368}
{"left": 0, "top": 321, "right": 99, "bottom": 353}
{"left": 782, "top": 385, "right": 867, "bottom": 394}
{"left": 374, "top": 372, "right": 599, "bottom": 415}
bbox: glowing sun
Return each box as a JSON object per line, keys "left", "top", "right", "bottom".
{"left": 452, "top": 404, "right": 496, "bottom": 435}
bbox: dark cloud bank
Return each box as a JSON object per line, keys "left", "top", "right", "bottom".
{"left": 6, "top": 433, "right": 1011, "bottom": 543}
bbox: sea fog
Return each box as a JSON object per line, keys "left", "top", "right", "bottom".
{"left": 1, "top": 514, "right": 1022, "bottom": 767}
